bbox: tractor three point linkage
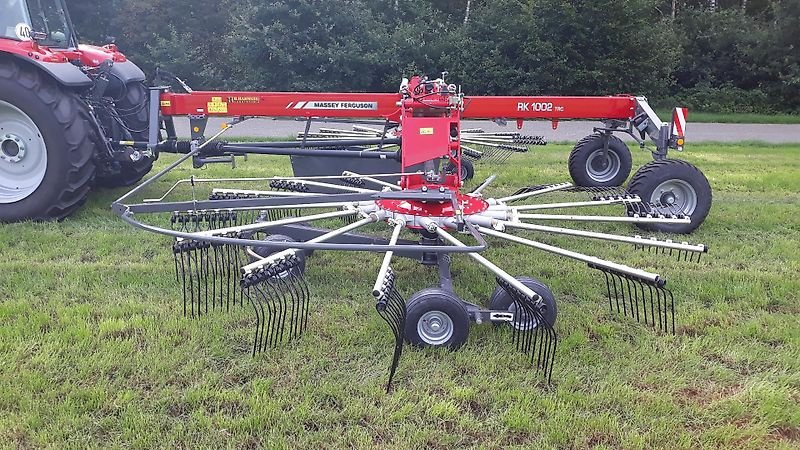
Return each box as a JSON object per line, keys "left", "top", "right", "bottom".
{"left": 1, "top": 0, "right": 712, "bottom": 389}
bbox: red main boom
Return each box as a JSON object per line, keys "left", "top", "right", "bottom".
{"left": 160, "top": 91, "right": 637, "bottom": 121}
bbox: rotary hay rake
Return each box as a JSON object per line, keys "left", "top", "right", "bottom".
{"left": 114, "top": 74, "right": 710, "bottom": 390}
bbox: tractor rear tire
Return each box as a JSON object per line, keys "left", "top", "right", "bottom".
{"left": 94, "top": 81, "right": 153, "bottom": 188}
{"left": 626, "top": 159, "right": 712, "bottom": 234}
{"left": 0, "top": 57, "right": 95, "bottom": 222}
{"left": 568, "top": 134, "right": 632, "bottom": 187}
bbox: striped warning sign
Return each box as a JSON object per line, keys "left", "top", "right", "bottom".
{"left": 672, "top": 107, "right": 688, "bottom": 137}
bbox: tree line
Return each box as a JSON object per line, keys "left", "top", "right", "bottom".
{"left": 68, "top": 0, "right": 799, "bottom": 113}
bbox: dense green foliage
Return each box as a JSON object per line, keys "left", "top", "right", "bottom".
{"left": 68, "top": 0, "right": 798, "bottom": 112}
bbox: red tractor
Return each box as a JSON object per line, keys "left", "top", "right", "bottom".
{"left": 0, "top": 0, "right": 152, "bottom": 221}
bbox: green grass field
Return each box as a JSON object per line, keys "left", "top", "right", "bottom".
{"left": 1, "top": 142, "right": 798, "bottom": 449}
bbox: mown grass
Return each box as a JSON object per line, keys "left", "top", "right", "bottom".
{"left": 654, "top": 111, "right": 800, "bottom": 125}
{"left": 1, "top": 142, "right": 799, "bottom": 449}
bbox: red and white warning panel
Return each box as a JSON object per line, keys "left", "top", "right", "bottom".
{"left": 672, "top": 107, "right": 688, "bottom": 138}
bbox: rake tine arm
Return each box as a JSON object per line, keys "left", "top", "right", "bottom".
{"left": 342, "top": 171, "right": 402, "bottom": 191}
{"left": 515, "top": 213, "right": 690, "bottom": 225}
{"left": 504, "top": 196, "right": 641, "bottom": 212}
{"left": 500, "top": 221, "right": 708, "bottom": 256}
{"left": 193, "top": 209, "right": 362, "bottom": 239}
{"left": 476, "top": 225, "right": 664, "bottom": 286}
{"left": 498, "top": 183, "right": 573, "bottom": 203}
{"left": 243, "top": 213, "right": 383, "bottom": 274}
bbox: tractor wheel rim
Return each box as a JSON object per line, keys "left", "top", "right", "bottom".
{"left": 417, "top": 310, "right": 454, "bottom": 345}
{"left": 651, "top": 179, "right": 697, "bottom": 216}
{"left": 0, "top": 101, "right": 47, "bottom": 204}
{"left": 586, "top": 149, "right": 620, "bottom": 183}
{"left": 509, "top": 303, "right": 539, "bottom": 331}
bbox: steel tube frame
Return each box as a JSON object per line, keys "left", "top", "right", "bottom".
{"left": 477, "top": 226, "right": 663, "bottom": 285}
{"left": 498, "top": 221, "right": 707, "bottom": 253}
{"left": 372, "top": 221, "right": 404, "bottom": 297}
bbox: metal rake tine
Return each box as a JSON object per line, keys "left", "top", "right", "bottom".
{"left": 253, "top": 278, "right": 274, "bottom": 351}
{"left": 186, "top": 244, "right": 197, "bottom": 318}
{"left": 260, "top": 277, "right": 281, "bottom": 348}
{"left": 535, "top": 310, "right": 557, "bottom": 383}
{"left": 244, "top": 285, "right": 262, "bottom": 356}
{"left": 176, "top": 244, "right": 189, "bottom": 317}
{"left": 602, "top": 270, "right": 613, "bottom": 312}
{"left": 282, "top": 270, "right": 304, "bottom": 340}
{"left": 647, "top": 284, "right": 657, "bottom": 328}
{"left": 666, "top": 288, "right": 675, "bottom": 334}
{"left": 269, "top": 273, "right": 289, "bottom": 345}
{"left": 624, "top": 276, "right": 640, "bottom": 323}
{"left": 201, "top": 245, "right": 210, "bottom": 315}
{"left": 611, "top": 272, "right": 623, "bottom": 316}
{"left": 637, "top": 278, "right": 649, "bottom": 326}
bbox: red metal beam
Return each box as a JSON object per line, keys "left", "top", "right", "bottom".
{"left": 160, "top": 91, "right": 638, "bottom": 121}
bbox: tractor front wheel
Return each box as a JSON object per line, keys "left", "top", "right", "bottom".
{"left": 627, "top": 159, "right": 712, "bottom": 234}
{"left": 404, "top": 288, "right": 470, "bottom": 350}
{"left": 568, "top": 134, "right": 632, "bottom": 187}
{"left": 0, "top": 58, "right": 95, "bottom": 222}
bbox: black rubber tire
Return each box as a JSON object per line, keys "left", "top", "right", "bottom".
{"left": 445, "top": 158, "right": 475, "bottom": 182}
{"left": 489, "top": 277, "right": 558, "bottom": 329}
{"left": 0, "top": 57, "right": 96, "bottom": 222}
{"left": 627, "top": 159, "right": 712, "bottom": 234}
{"left": 404, "top": 288, "right": 470, "bottom": 350}
{"left": 568, "top": 134, "right": 632, "bottom": 187}
{"left": 95, "top": 81, "right": 153, "bottom": 188}
{"left": 248, "top": 234, "right": 307, "bottom": 277}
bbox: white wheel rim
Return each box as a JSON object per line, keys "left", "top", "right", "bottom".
{"left": 417, "top": 310, "right": 454, "bottom": 345}
{"left": 0, "top": 100, "right": 48, "bottom": 203}
{"left": 585, "top": 149, "right": 621, "bottom": 183}
{"left": 651, "top": 179, "right": 698, "bottom": 215}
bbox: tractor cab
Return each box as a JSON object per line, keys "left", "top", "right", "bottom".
{"left": 1, "top": 0, "right": 76, "bottom": 48}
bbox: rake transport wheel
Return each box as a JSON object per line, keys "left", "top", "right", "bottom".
{"left": 405, "top": 288, "right": 470, "bottom": 349}
{"left": 627, "top": 159, "right": 712, "bottom": 234}
{"left": 249, "top": 234, "right": 307, "bottom": 277}
{"left": 0, "top": 57, "right": 95, "bottom": 222}
{"left": 568, "top": 134, "right": 632, "bottom": 187}
{"left": 95, "top": 81, "right": 153, "bottom": 188}
{"left": 489, "top": 277, "right": 558, "bottom": 329}
{"left": 445, "top": 158, "right": 475, "bottom": 182}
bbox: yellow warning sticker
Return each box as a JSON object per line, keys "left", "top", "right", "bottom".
{"left": 419, "top": 127, "right": 434, "bottom": 135}
{"left": 207, "top": 97, "right": 228, "bottom": 114}
{"left": 160, "top": 100, "right": 171, "bottom": 107}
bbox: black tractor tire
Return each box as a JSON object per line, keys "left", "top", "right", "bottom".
{"left": 0, "top": 57, "right": 96, "bottom": 222}
{"left": 627, "top": 159, "right": 712, "bottom": 234}
{"left": 568, "top": 134, "right": 632, "bottom": 187}
{"left": 94, "top": 81, "right": 153, "bottom": 188}
{"left": 489, "top": 277, "right": 558, "bottom": 329}
{"left": 248, "top": 234, "right": 307, "bottom": 277}
{"left": 404, "top": 288, "right": 470, "bottom": 350}
{"left": 445, "top": 158, "right": 475, "bottom": 182}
